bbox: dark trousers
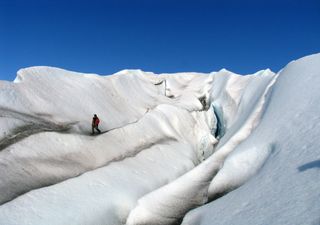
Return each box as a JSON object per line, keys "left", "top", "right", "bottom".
{"left": 92, "top": 125, "right": 101, "bottom": 134}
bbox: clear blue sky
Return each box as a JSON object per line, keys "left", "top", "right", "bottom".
{"left": 1, "top": 0, "right": 319, "bottom": 81}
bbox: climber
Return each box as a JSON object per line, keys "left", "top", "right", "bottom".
{"left": 91, "top": 114, "right": 101, "bottom": 135}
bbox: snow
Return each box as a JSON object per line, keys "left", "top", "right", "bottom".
{"left": 182, "top": 53, "right": 320, "bottom": 225}
{"left": 0, "top": 53, "right": 319, "bottom": 225}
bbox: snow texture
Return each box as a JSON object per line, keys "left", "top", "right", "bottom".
{"left": 182, "top": 53, "right": 320, "bottom": 225}
{"left": 0, "top": 53, "right": 319, "bottom": 225}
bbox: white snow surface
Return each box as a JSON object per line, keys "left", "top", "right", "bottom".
{"left": 0, "top": 53, "right": 319, "bottom": 225}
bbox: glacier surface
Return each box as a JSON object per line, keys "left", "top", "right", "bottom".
{"left": 0, "top": 54, "right": 319, "bottom": 225}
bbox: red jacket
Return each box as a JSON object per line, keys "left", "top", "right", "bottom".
{"left": 93, "top": 117, "right": 100, "bottom": 126}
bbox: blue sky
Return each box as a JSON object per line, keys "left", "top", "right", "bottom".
{"left": 0, "top": 0, "right": 320, "bottom": 81}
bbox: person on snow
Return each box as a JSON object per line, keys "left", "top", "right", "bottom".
{"left": 91, "top": 114, "right": 101, "bottom": 135}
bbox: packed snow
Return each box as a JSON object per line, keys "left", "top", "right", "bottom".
{"left": 0, "top": 53, "right": 319, "bottom": 225}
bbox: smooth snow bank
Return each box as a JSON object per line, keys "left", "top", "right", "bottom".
{"left": 182, "top": 53, "right": 320, "bottom": 225}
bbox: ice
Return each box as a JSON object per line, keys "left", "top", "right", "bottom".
{"left": 126, "top": 68, "right": 276, "bottom": 225}
{"left": 0, "top": 53, "right": 319, "bottom": 225}
{"left": 182, "top": 53, "right": 320, "bottom": 225}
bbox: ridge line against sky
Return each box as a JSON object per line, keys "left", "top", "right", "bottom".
{"left": 1, "top": 0, "right": 320, "bottom": 81}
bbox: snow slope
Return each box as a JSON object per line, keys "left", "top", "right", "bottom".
{"left": 0, "top": 53, "right": 319, "bottom": 225}
{"left": 182, "top": 53, "right": 320, "bottom": 225}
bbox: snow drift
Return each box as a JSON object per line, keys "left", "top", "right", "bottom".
{"left": 0, "top": 53, "right": 319, "bottom": 225}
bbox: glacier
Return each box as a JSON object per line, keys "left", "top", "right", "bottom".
{"left": 0, "top": 53, "right": 319, "bottom": 225}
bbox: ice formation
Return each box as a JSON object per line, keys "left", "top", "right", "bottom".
{"left": 0, "top": 54, "right": 319, "bottom": 225}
